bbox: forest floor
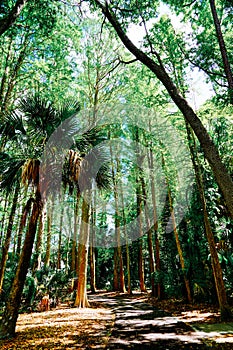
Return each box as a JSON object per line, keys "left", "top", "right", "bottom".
{"left": 1, "top": 291, "right": 233, "bottom": 349}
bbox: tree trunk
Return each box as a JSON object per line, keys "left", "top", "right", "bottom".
{"left": 161, "top": 153, "right": 192, "bottom": 303}
{"left": 0, "top": 195, "right": 9, "bottom": 248}
{"left": 32, "top": 206, "right": 46, "bottom": 273}
{"left": 57, "top": 194, "right": 65, "bottom": 270}
{"left": 71, "top": 192, "right": 80, "bottom": 273}
{"left": 0, "top": 0, "right": 27, "bottom": 36}
{"left": 185, "top": 121, "right": 231, "bottom": 319}
{"left": 140, "top": 173, "right": 156, "bottom": 296}
{"left": 89, "top": 194, "right": 97, "bottom": 293}
{"left": 0, "top": 183, "right": 20, "bottom": 294}
{"left": 94, "top": 0, "right": 233, "bottom": 220}
{"left": 110, "top": 141, "right": 126, "bottom": 293}
{"left": 0, "top": 189, "right": 42, "bottom": 339}
{"left": 75, "top": 197, "right": 91, "bottom": 308}
{"left": 209, "top": 0, "right": 233, "bottom": 103}
{"left": 44, "top": 198, "right": 54, "bottom": 268}
{"left": 147, "top": 120, "right": 161, "bottom": 298}
{"left": 16, "top": 196, "right": 32, "bottom": 259}
{"left": 119, "top": 179, "right": 132, "bottom": 295}
{"left": 136, "top": 175, "right": 147, "bottom": 292}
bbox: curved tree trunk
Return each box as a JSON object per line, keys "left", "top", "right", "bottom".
{"left": 93, "top": 0, "right": 233, "bottom": 220}
{"left": 0, "top": 189, "right": 42, "bottom": 339}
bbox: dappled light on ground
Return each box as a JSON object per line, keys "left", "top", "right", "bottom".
{"left": 0, "top": 303, "right": 114, "bottom": 349}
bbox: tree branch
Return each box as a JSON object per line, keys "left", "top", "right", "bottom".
{"left": 0, "top": 0, "right": 28, "bottom": 36}
{"left": 92, "top": 0, "right": 233, "bottom": 219}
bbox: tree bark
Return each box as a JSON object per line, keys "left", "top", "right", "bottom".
{"left": 185, "top": 121, "right": 231, "bottom": 318}
{"left": 147, "top": 120, "right": 161, "bottom": 298}
{"left": 209, "top": 0, "right": 233, "bottom": 103}
{"left": 93, "top": 0, "right": 233, "bottom": 220}
{"left": 0, "top": 189, "right": 42, "bottom": 339}
{"left": 71, "top": 192, "right": 80, "bottom": 273}
{"left": 161, "top": 153, "right": 192, "bottom": 303}
{"left": 16, "top": 196, "right": 32, "bottom": 259}
{"left": 0, "top": 183, "right": 20, "bottom": 294}
{"left": 136, "top": 178, "right": 147, "bottom": 293}
{"left": 57, "top": 193, "right": 65, "bottom": 270}
{"left": 89, "top": 194, "right": 97, "bottom": 293}
{"left": 75, "top": 196, "right": 91, "bottom": 308}
{"left": 110, "top": 140, "right": 126, "bottom": 293}
{"left": 32, "top": 205, "right": 46, "bottom": 273}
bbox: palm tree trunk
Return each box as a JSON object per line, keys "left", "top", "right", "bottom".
{"left": 75, "top": 196, "right": 91, "bottom": 307}
{"left": 71, "top": 192, "right": 80, "bottom": 273}
{"left": 0, "top": 183, "right": 20, "bottom": 294}
{"left": 0, "top": 189, "right": 42, "bottom": 339}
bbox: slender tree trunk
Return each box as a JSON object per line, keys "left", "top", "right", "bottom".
{"left": 209, "top": 0, "right": 233, "bottom": 103}
{"left": 147, "top": 120, "right": 161, "bottom": 298}
{"left": 16, "top": 196, "right": 32, "bottom": 259}
{"left": 89, "top": 192, "right": 97, "bottom": 293}
{"left": 161, "top": 153, "right": 192, "bottom": 303}
{"left": 0, "top": 196, "right": 9, "bottom": 247}
{"left": 32, "top": 206, "right": 46, "bottom": 273}
{"left": 0, "top": 189, "right": 42, "bottom": 339}
{"left": 75, "top": 196, "right": 91, "bottom": 308}
{"left": 119, "top": 178, "right": 132, "bottom": 295}
{"left": 57, "top": 194, "right": 65, "bottom": 270}
{"left": 2, "top": 35, "right": 29, "bottom": 111}
{"left": 44, "top": 198, "right": 54, "bottom": 268}
{"left": 110, "top": 140, "right": 126, "bottom": 293}
{"left": 140, "top": 173, "right": 156, "bottom": 296}
{"left": 94, "top": 0, "right": 233, "bottom": 219}
{"left": 71, "top": 192, "right": 80, "bottom": 273}
{"left": 185, "top": 121, "right": 231, "bottom": 318}
{"left": 0, "top": 37, "right": 12, "bottom": 113}
{"left": 0, "top": 183, "right": 20, "bottom": 294}
{"left": 136, "top": 180, "right": 147, "bottom": 292}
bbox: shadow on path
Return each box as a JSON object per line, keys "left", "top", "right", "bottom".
{"left": 89, "top": 294, "right": 208, "bottom": 349}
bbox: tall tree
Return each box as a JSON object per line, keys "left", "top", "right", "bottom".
{"left": 91, "top": 0, "right": 233, "bottom": 219}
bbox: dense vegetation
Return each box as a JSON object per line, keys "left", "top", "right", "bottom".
{"left": 0, "top": 0, "right": 233, "bottom": 340}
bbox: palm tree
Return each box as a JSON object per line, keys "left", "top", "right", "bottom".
{"left": 65, "top": 136, "right": 112, "bottom": 307}
{"left": 0, "top": 94, "right": 80, "bottom": 339}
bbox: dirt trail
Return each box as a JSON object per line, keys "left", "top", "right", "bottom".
{"left": 89, "top": 294, "right": 209, "bottom": 349}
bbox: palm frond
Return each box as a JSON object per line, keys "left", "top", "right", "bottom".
{"left": 19, "top": 94, "right": 58, "bottom": 138}
{"left": 0, "top": 110, "right": 26, "bottom": 139}
{"left": 0, "top": 152, "right": 25, "bottom": 192}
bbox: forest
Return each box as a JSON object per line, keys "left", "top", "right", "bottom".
{"left": 0, "top": 0, "right": 233, "bottom": 348}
